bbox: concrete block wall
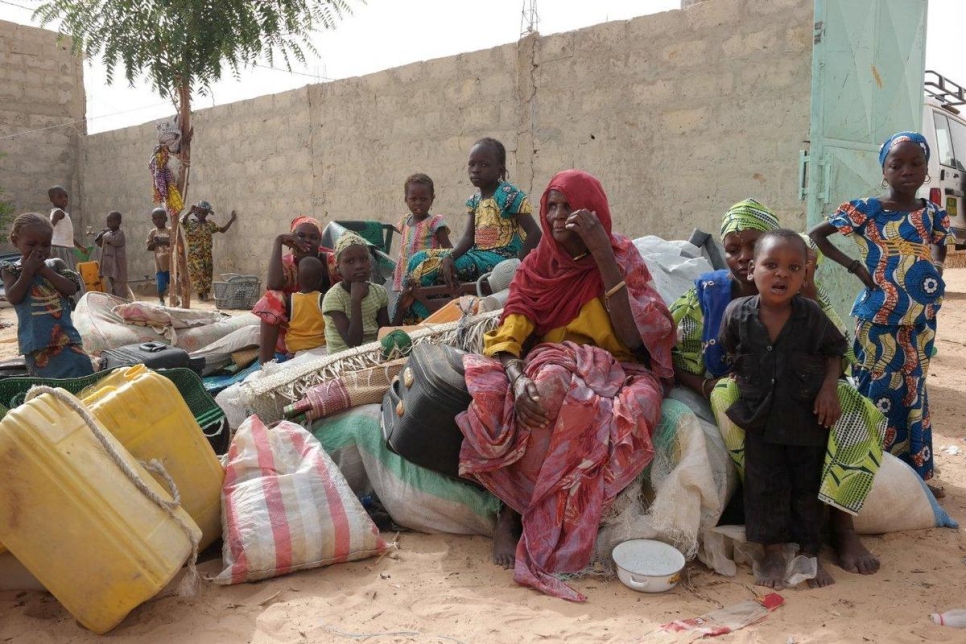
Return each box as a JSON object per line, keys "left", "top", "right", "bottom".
{"left": 80, "top": 0, "right": 814, "bottom": 283}
{"left": 0, "top": 20, "right": 85, "bottom": 239}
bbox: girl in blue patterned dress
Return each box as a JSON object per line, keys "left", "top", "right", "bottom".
{"left": 810, "top": 132, "right": 951, "bottom": 496}
{"left": 405, "top": 138, "right": 542, "bottom": 319}
{"left": 1, "top": 213, "right": 93, "bottom": 378}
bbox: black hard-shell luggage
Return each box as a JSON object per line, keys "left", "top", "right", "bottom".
{"left": 101, "top": 341, "right": 205, "bottom": 375}
{"left": 381, "top": 343, "right": 473, "bottom": 481}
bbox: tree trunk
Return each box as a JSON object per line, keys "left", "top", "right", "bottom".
{"left": 169, "top": 81, "right": 193, "bottom": 308}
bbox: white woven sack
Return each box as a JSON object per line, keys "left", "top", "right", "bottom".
{"left": 853, "top": 451, "right": 958, "bottom": 534}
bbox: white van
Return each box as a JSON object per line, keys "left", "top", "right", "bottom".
{"left": 922, "top": 71, "right": 966, "bottom": 247}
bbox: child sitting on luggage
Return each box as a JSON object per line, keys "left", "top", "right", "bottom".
{"left": 720, "top": 229, "right": 846, "bottom": 590}
{"left": 1, "top": 213, "right": 94, "bottom": 378}
{"left": 146, "top": 207, "right": 172, "bottom": 304}
{"left": 323, "top": 232, "right": 389, "bottom": 354}
{"left": 95, "top": 211, "right": 128, "bottom": 299}
{"left": 283, "top": 256, "right": 328, "bottom": 356}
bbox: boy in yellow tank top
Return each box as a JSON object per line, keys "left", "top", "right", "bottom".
{"left": 284, "top": 256, "right": 327, "bottom": 355}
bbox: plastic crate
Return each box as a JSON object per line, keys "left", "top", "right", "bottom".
{"left": 213, "top": 273, "right": 261, "bottom": 310}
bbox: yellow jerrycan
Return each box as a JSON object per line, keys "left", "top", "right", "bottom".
{"left": 79, "top": 364, "right": 225, "bottom": 551}
{"left": 0, "top": 387, "right": 200, "bottom": 634}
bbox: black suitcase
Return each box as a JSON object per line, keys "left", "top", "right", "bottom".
{"left": 101, "top": 341, "right": 205, "bottom": 375}
{"left": 381, "top": 343, "right": 473, "bottom": 481}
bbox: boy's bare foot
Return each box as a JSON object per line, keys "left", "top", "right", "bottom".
{"left": 927, "top": 483, "right": 946, "bottom": 500}
{"left": 755, "top": 545, "right": 786, "bottom": 590}
{"left": 493, "top": 505, "right": 522, "bottom": 569}
{"left": 806, "top": 559, "right": 835, "bottom": 589}
{"left": 831, "top": 524, "right": 880, "bottom": 575}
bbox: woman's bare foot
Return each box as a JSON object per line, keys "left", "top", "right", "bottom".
{"left": 492, "top": 506, "right": 522, "bottom": 569}
{"left": 831, "top": 511, "right": 880, "bottom": 575}
{"left": 928, "top": 483, "right": 946, "bottom": 500}
{"left": 806, "top": 559, "right": 835, "bottom": 589}
{"left": 755, "top": 544, "right": 786, "bottom": 590}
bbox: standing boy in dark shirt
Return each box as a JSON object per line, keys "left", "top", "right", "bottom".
{"left": 720, "top": 229, "right": 847, "bottom": 591}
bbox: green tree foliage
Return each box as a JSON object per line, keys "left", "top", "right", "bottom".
{"left": 35, "top": 1, "right": 353, "bottom": 99}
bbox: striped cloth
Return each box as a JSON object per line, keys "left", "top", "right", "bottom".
{"left": 214, "top": 416, "right": 387, "bottom": 584}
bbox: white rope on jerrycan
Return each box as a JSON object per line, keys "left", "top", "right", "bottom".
{"left": 23, "top": 386, "right": 201, "bottom": 596}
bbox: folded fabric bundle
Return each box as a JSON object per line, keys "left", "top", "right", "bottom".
{"left": 283, "top": 360, "right": 406, "bottom": 422}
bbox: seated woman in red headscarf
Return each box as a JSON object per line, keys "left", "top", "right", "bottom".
{"left": 456, "top": 170, "right": 675, "bottom": 602}
{"left": 253, "top": 216, "right": 340, "bottom": 363}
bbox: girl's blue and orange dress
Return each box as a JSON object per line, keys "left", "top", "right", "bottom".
{"left": 827, "top": 197, "right": 953, "bottom": 480}
{"left": 2, "top": 259, "right": 94, "bottom": 378}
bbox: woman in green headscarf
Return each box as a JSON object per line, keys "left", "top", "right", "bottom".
{"left": 668, "top": 198, "right": 885, "bottom": 579}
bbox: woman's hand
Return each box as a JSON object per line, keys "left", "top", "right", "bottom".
{"left": 229, "top": 210, "right": 238, "bottom": 223}
{"left": 702, "top": 376, "right": 721, "bottom": 399}
{"left": 440, "top": 255, "right": 458, "bottom": 289}
{"left": 565, "top": 209, "right": 611, "bottom": 255}
{"left": 513, "top": 375, "right": 549, "bottom": 429}
{"left": 276, "top": 233, "right": 310, "bottom": 254}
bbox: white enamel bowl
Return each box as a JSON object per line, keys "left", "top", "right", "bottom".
{"left": 612, "top": 539, "right": 685, "bottom": 593}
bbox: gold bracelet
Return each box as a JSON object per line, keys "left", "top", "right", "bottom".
{"left": 604, "top": 280, "right": 627, "bottom": 299}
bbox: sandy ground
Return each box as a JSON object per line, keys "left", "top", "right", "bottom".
{"left": 2, "top": 273, "right": 966, "bottom": 643}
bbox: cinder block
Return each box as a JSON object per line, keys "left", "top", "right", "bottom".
{"left": 684, "top": 0, "right": 742, "bottom": 30}
{"left": 722, "top": 29, "right": 779, "bottom": 58}
{"left": 784, "top": 25, "right": 812, "bottom": 54}
{"left": 0, "top": 52, "right": 24, "bottom": 68}
{"left": 661, "top": 107, "right": 710, "bottom": 134}
{"left": 629, "top": 79, "right": 675, "bottom": 106}
{"left": 747, "top": 0, "right": 807, "bottom": 15}
{"left": 662, "top": 40, "right": 709, "bottom": 67}
{"left": 627, "top": 8, "right": 684, "bottom": 41}
{"left": 535, "top": 33, "right": 574, "bottom": 66}
{"left": 479, "top": 73, "right": 515, "bottom": 99}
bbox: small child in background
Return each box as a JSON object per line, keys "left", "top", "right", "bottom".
{"left": 1, "top": 213, "right": 93, "bottom": 378}
{"left": 283, "top": 256, "right": 328, "bottom": 356}
{"left": 47, "top": 185, "right": 86, "bottom": 272}
{"left": 323, "top": 232, "right": 389, "bottom": 354}
{"left": 95, "top": 211, "right": 128, "bottom": 299}
{"left": 393, "top": 173, "right": 451, "bottom": 292}
{"left": 809, "top": 131, "right": 951, "bottom": 497}
{"left": 146, "top": 207, "right": 172, "bottom": 304}
{"left": 181, "top": 201, "right": 237, "bottom": 301}
{"left": 721, "top": 229, "right": 846, "bottom": 591}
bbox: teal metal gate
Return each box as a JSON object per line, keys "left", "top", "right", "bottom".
{"left": 805, "top": 0, "right": 928, "bottom": 317}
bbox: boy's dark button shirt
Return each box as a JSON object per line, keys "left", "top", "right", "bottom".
{"left": 720, "top": 295, "right": 848, "bottom": 446}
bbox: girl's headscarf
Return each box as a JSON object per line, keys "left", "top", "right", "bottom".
{"left": 878, "top": 131, "right": 930, "bottom": 167}
{"left": 334, "top": 231, "right": 369, "bottom": 259}
{"left": 501, "top": 170, "right": 675, "bottom": 376}
{"left": 291, "top": 215, "right": 324, "bottom": 235}
{"left": 719, "top": 198, "right": 780, "bottom": 239}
